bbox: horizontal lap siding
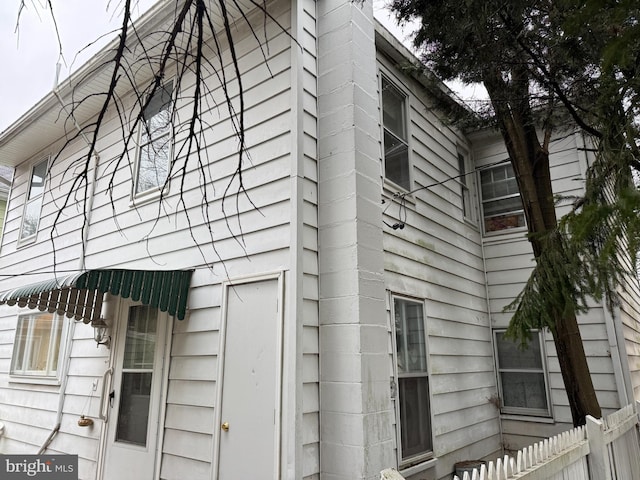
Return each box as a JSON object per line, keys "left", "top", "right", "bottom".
{"left": 0, "top": 311, "right": 105, "bottom": 480}
{"left": 473, "top": 130, "right": 621, "bottom": 447}
{"left": 378, "top": 55, "right": 500, "bottom": 479}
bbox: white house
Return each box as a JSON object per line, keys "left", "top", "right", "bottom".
{"left": 0, "top": 1, "right": 638, "bottom": 480}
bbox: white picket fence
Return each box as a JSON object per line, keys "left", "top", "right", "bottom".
{"left": 451, "top": 402, "right": 640, "bottom": 480}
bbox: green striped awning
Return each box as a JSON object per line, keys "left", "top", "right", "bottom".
{"left": 0, "top": 269, "right": 193, "bottom": 323}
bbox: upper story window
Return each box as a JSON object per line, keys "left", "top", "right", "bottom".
{"left": 11, "top": 312, "right": 66, "bottom": 379}
{"left": 480, "top": 162, "right": 525, "bottom": 233}
{"left": 19, "top": 158, "right": 48, "bottom": 243}
{"left": 457, "top": 149, "right": 476, "bottom": 223}
{"left": 494, "top": 329, "right": 551, "bottom": 417}
{"left": 392, "top": 296, "right": 433, "bottom": 464}
{"left": 381, "top": 76, "right": 411, "bottom": 191}
{"left": 135, "top": 81, "right": 173, "bottom": 196}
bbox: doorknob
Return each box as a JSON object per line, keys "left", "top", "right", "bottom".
{"left": 221, "top": 422, "right": 229, "bottom": 432}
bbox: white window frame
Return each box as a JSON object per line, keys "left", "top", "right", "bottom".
{"left": 457, "top": 148, "right": 477, "bottom": 224}
{"left": 18, "top": 157, "right": 49, "bottom": 245}
{"left": 390, "top": 294, "right": 434, "bottom": 466}
{"left": 479, "top": 161, "right": 526, "bottom": 234}
{"left": 10, "top": 311, "right": 67, "bottom": 381}
{"left": 493, "top": 329, "right": 551, "bottom": 417}
{"left": 380, "top": 73, "right": 412, "bottom": 192}
{"left": 132, "top": 80, "right": 174, "bottom": 202}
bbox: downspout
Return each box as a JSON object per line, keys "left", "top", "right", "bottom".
{"left": 479, "top": 214, "right": 505, "bottom": 453}
{"left": 52, "top": 63, "right": 101, "bottom": 270}
{"left": 37, "top": 63, "right": 101, "bottom": 454}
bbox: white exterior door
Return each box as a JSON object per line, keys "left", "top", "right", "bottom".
{"left": 102, "top": 302, "right": 168, "bottom": 480}
{"left": 216, "top": 277, "right": 282, "bottom": 480}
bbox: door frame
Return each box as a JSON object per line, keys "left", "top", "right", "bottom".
{"left": 96, "top": 296, "right": 173, "bottom": 480}
{"left": 212, "top": 271, "right": 285, "bottom": 480}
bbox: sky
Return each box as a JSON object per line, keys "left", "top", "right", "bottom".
{"left": 0, "top": 0, "right": 155, "bottom": 132}
{"left": 0, "top": 1, "right": 478, "bottom": 132}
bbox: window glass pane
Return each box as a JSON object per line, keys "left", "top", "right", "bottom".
{"left": 136, "top": 135, "right": 170, "bottom": 193}
{"left": 483, "top": 196, "right": 523, "bottom": 217}
{"left": 143, "top": 82, "right": 173, "bottom": 120}
{"left": 141, "top": 109, "right": 171, "bottom": 145}
{"left": 399, "top": 376, "right": 432, "bottom": 458}
{"left": 137, "top": 83, "right": 172, "bottom": 194}
{"left": 123, "top": 306, "right": 157, "bottom": 369}
{"left": 116, "top": 306, "right": 158, "bottom": 446}
{"left": 484, "top": 212, "right": 526, "bottom": 232}
{"left": 457, "top": 153, "right": 467, "bottom": 184}
{"left": 11, "top": 313, "right": 63, "bottom": 376}
{"left": 12, "top": 318, "right": 29, "bottom": 372}
{"left": 28, "top": 160, "right": 47, "bottom": 200}
{"left": 500, "top": 372, "right": 548, "bottom": 410}
{"left": 382, "top": 79, "right": 406, "bottom": 141}
{"left": 481, "top": 163, "right": 525, "bottom": 233}
{"left": 496, "top": 332, "right": 543, "bottom": 370}
{"left": 395, "top": 299, "right": 427, "bottom": 374}
{"left": 116, "top": 372, "right": 152, "bottom": 446}
{"left": 394, "top": 297, "right": 432, "bottom": 460}
{"left": 20, "top": 199, "right": 43, "bottom": 239}
{"left": 384, "top": 131, "right": 410, "bottom": 190}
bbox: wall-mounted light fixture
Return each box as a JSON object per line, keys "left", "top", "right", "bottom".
{"left": 92, "top": 293, "right": 113, "bottom": 348}
{"left": 91, "top": 318, "right": 110, "bottom": 348}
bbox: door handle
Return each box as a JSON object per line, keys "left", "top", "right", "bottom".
{"left": 99, "top": 367, "right": 114, "bottom": 421}
{"left": 221, "top": 422, "right": 229, "bottom": 432}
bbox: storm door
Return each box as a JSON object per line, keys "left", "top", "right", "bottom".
{"left": 102, "top": 303, "right": 168, "bottom": 480}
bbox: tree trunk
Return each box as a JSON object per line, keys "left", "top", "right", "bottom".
{"left": 552, "top": 310, "right": 602, "bottom": 425}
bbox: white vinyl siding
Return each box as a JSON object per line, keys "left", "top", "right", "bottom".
{"left": 378, "top": 50, "right": 501, "bottom": 476}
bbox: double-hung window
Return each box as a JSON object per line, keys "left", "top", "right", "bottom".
{"left": 480, "top": 162, "right": 525, "bottom": 233}
{"left": 19, "top": 158, "right": 48, "bottom": 242}
{"left": 381, "top": 76, "right": 411, "bottom": 190}
{"left": 135, "top": 81, "right": 173, "bottom": 196}
{"left": 393, "top": 296, "right": 433, "bottom": 463}
{"left": 494, "top": 330, "right": 551, "bottom": 416}
{"left": 11, "top": 312, "right": 65, "bottom": 378}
